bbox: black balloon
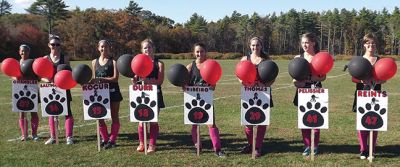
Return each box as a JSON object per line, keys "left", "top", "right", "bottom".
{"left": 57, "top": 64, "right": 72, "bottom": 72}
{"left": 117, "top": 54, "right": 135, "bottom": 78}
{"left": 347, "top": 56, "right": 372, "bottom": 80}
{"left": 167, "top": 64, "right": 189, "bottom": 87}
{"left": 258, "top": 60, "right": 279, "bottom": 82}
{"left": 20, "top": 59, "right": 36, "bottom": 77}
{"left": 72, "top": 64, "right": 92, "bottom": 85}
{"left": 288, "top": 57, "right": 310, "bottom": 80}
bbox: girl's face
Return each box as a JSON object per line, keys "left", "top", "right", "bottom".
{"left": 141, "top": 42, "right": 154, "bottom": 55}
{"left": 194, "top": 45, "right": 206, "bottom": 59}
{"left": 301, "top": 37, "right": 315, "bottom": 53}
{"left": 364, "top": 38, "right": 376, "bottom": 53}
{"left": 250, "top": 39, "right": 262, "bottom": 55}
{"left": 98, "top": 41, "right": 110, "bottom": 55}
{"left": 48, "top": 39, "right": 61, "bottom": 52}
{"left": 19, "top": 47, "right": 29, "bottom": 59}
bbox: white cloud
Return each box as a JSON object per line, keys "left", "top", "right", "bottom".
{"left": 14, "top": 0, "right": 35, "bottom": 8}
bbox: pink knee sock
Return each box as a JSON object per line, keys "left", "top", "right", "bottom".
{"left": 209, "top": 127, "right": 221, "bottom": 151}
{"left": 98, "top": 120, "right": 109, "bottom": 142}
{"left": 256, "top": 126, "right": 266, "bottom": 149}
{"left": 245, "top": 127, "right": 253, "bottom": 145}
{"left": 19, "top": 119, "right": 27, "bottom": 137}
{"left": 31, "top": 114, "right": 39, "bottom": 136}
{"left": 48, "top": 117, "right": 55, "bottom": 138}
{"left": 65, "top": 115, "right": 74, "bottom": 137}
{"left": 149, "top": 123, "right": 159, "bottom": 146}
{"left": 138, "top": 124, "right": 144, "bottom": 143}
{"left": 302, "top": 129, "right": 320, "bottom": 147}
{"left": 191, "top": 125, "right": 197, "bottom": 145}
{"left": 109, "top": 122, "right": 120, "bottom": 142}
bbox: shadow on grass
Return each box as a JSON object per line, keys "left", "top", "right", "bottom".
{"left": 74, "top": 133, "right": 400, "bottom": 158}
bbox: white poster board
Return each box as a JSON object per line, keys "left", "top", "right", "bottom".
{"left": 356, "top": 90, "right": 388, "bottom": 131}
{"left": 12, "top": 80, "right": 39, "bottom": 112}
{"left": 39, "top": 83, "right": 68, "bottom": 117}
{"left": 129, "top": 84, "right": 158, "bottom": 122}
{"left": 82, "top": 83, "right": 111, "bottom": 120}
{"left": 240, "top": 86, "right": 271, "bottom": 125}
{"left": 298, "top": 88, "right": 329, "bottom": 129}
{"left": 184, "top": 86, "right": 214, "bottom": 125}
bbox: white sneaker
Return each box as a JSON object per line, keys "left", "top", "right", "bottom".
{"left": 31, "top": 135, "right": 39, "bottom": 142}
{"left": 367, "top": 155, "right": 374, "bottom": 160}
{"left": 20, "top": 136, "right": 27, "bottom": 141}
{"left": 45, "top": 138, "right": 55, "bottom": 145}
{"left": 66, "top": 137, "right": 74, "bottom": 145}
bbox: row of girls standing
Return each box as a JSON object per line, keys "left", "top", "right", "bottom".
{"left": 11, "top": 32, "right": 383, "bottom": 160}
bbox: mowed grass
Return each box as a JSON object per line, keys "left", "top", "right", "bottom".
{"left": 1, "top": 59, "right": 400, "bottom": 167}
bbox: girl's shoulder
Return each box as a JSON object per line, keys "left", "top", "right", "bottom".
{"left": 294, "top": 54, "right": 301, "bottom": 58}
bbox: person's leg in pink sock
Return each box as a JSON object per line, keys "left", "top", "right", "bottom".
{"left": 256, "top": 126, "right": 266, "bottom": 149}
{"left": 65, "top": 115, "right": 74, "bottom": 137}
{"left": 371, "top": 131, "right": 378, "bottom": 152}
{"left": 30, "top": 112, "right": 39, "bottom": 137}
{"left": 98, "top": 119, "right": 109, "bottom": 142}
{"left": 301, "top": 129, "right": 311, "bottom": 147}
{"left": 136, "top": 122, "right": 145, "bottom": 152}
{"left": 149, "top": 123, "right": 159, "bottom": 145}
{"left": 19, "top": 113, "right": 27, "bottom": 140}
{"left": 358, "top": 130, "right": 368, "bottom": 152}
{"left": 109, "top": 102, "right": 120, "bottom": 143}
{"left": 48, "top": 116, "right": 55, "bottom": 138}
{"left": 208, "top": 125, "right": 221, "bottom": 152}
{"left": 245, "top": 126, "right": 253, "bottom": 145}
{"left": 314, "top": 129, "right": 320, "bottom": 147}
{"left": 191, "top": 125, "right": 197, "bottom": 143}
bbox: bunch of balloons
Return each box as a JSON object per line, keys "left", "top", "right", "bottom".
{"left": 288, "top": 52, "right": 334, "bottom": 80}
{"left": 348, "top": 56, "right": 397, "bottom": 81}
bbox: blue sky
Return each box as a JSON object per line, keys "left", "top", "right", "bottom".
{"left": 11, "top": 0, "right": 398, "bottom": 24}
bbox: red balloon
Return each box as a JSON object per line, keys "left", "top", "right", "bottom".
{"left": 33, "top": 57, "right": 54, "bottom": 79}
{"left": 310, "top": 52, "right": 334, "bottom": 75}
{"left": 235, "top": 60, "right": 256, "bottom": 85}
{"left": 1, "top": 58, "right": 21, "bottom": 77}
{"left": 54, "top": 70, "right": 77, "bottom": 89}
{"left": 200, "top": 59, "right": 222, "bottom": 85}
{"left": 131, "top": 54, "right": 153, "bottom": 78}
{"left": 373, "top": 58, "right": 397, "bottom": 81}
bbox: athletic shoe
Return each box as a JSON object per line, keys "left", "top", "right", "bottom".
{"left": 313, "top": 147, "right": 318, "bottom": 155}
{"left": 360, "top": 151, "right": 368, "bottom": 160}
{"left": 302, "top": 147, "right": 311, "bottom": 156}
{"left": 255, "top": 148, "right": 262, "bottom": 157}
{"left": 215, "top": 150, "right": 226, "bottom": 158}
{"left": 31, "top": 135, "right": 39, "bottom": 142}
{"left": 44, "top": 138, "right": 55, "bottom": 145}
{"left": 104, "top": 141, "right": 116, "bottom": 149}
{"left": 136, "top": 144, "right": 144, "bottom": 152}
{"left": 147, "top": 145, "right": 156, "bottom": 154}
{"left": 367, "top": 153, "right": 374, "bottom": 160}
{"left": 240, "top": 144, "right": 252, "bottom": 154}
{"left": 66, "top": 137, "right": 74, "bottom": 145}
{"left": 20, "top": 136, "right": 27, "bottom": 141}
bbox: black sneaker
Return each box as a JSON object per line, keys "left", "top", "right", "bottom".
{"left": 360, "top": 151, "right": 368, "bottom": 160}
{"left": 100, "top": 140, "right": 107, "bottom": 148}
{"left": 104, "top": 141, "right": 116, "bottom": 149}
{"left": 215, "top": 151, "right": 226, "bottom": 158}
{"left": 240, "top": 144, "right": 252, "bottom": 154}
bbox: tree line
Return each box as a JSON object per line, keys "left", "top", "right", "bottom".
{"left": 0, "top": 0, "right": 399, "bottom": 61}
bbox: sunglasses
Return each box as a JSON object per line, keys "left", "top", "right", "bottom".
{"left": 50, "top": 43, "right": 61, "bottom": 46}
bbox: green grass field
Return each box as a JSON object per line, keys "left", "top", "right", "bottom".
{"left": 1, "top": 59, "right": 400, "bottom": 167}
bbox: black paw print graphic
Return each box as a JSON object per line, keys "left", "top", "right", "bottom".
{"left": 43, "top": 89, "right": 66, "bottom": 115}
{"left": 185, "top": 93, "right": 211, "bottom": 123}
{"left": 299, "top": 98, "right": 327, "bottom": 127}
{"left": 14, "top": 85, "right": 37, "bottom": 111}
{"left": 358, "top": 98, "right": 386, "bottom": 129}
{"left": 242, "top": 93, "right": 268, "bottom": 124}
{"left": 130, "top": 92, "right": 156, "bottom": 121}
{"left": 84, "top": 89, "right": 109, "bottom": 118}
